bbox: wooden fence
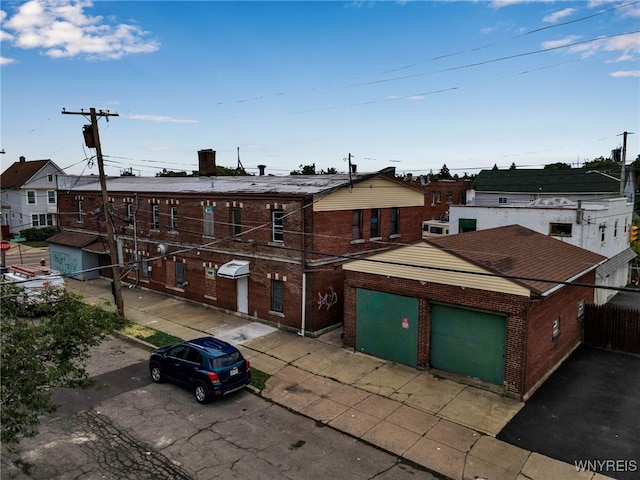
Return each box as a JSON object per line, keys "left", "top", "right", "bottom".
{"left": 583, "top": 303, "right": 640, "bottom": 355}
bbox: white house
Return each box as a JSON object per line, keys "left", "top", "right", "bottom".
{"left": 449, "top": 167, "right": 636, "bottom": 305}
{"left": 0, "top": 156, "right": 66, "bottom": 236}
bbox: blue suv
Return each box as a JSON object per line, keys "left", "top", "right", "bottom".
{"left": 149, "top": 337, "right": 251, "bottom": 403}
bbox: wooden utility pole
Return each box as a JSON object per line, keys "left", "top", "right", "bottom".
{"left": 618, "top": 131, "right": 634, "bottom": 198}
{"left": 62, "top": 108, "right": 124, "bottom": 316}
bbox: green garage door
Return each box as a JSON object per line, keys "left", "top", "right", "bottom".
{"left": 431, "top": 303, "right": 506, "bottom": 385}
{"left": 356, "top": 289, "right": 418, "bottom": 367}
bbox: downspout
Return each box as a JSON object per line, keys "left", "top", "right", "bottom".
{"left": 299, "top": 197, "right": 308, "bottom": 337}
{"left": 133, "top": 193, "right": 140, "bottom": 287}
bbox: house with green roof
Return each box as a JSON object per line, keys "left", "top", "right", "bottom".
{"left": 449, "top": 166, "right": 636, "bottom": 305}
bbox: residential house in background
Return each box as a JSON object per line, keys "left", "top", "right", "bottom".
{"left": 0, "top": 156, "right": 66, "bottom": 236}
{"left": 343, "top": 225, "right": 606, "bottom": 400}
{"left": 449, "top": 167, "right": 636, "bottom": 304}
{"left": 54, "top": 150, "right": 425, "bottom": 334}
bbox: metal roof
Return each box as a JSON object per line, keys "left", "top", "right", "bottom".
{"left": 63, "top": 172, "right": 380, "bottom": 196}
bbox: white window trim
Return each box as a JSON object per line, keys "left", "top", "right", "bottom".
{"left": 27, "top": 190, "right": 36, "bottom": 205}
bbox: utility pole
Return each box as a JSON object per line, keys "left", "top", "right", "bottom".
{"left": 618, "top": 131, "right": 634, "bottom": 198}
{"left": 62, "top": 108, "right": 124, "bottom": 316}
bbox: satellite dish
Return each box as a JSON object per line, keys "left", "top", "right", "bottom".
{"left": 156, "top": 244, "right": 168, "bottom": 255}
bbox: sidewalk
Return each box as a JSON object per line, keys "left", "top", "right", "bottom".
{"left": 67, "top": 277, "right": 612, "bottom": 480}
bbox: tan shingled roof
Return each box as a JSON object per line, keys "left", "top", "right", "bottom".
{"left": 427, "top": 225, "right": 607, "bottom": 295}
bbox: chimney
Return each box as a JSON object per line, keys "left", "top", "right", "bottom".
{"left": 19, "top": 156, "right": 26, "bottom": 163}
{"left": 198, "top": 149, "right": 216, "bottom": 176}
{"left": 257, "top": 164, "right": 266, "bottom": 176}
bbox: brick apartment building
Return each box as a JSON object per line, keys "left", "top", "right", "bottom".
{"left": 54, "top": 151, "right": 425, "bottom": 334}
{"left": 342, "top": 225, "right": 606, "bottom": 399}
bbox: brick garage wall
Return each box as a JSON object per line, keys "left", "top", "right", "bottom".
{"left": 344, "top": 270, "right": 531, "bottom": 395}
{"left": 523, "top": 272, "right": 595, "bottom": 398}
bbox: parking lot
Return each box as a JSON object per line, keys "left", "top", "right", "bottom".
{"left": 498, "top": 345, "right": 640, "bottom": 480}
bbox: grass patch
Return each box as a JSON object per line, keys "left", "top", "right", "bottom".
{"left": 250, "top": 368, "right": 270, "bottom": 391}
{"left": 120, "top": 323, "right": 182, "bottom": 347}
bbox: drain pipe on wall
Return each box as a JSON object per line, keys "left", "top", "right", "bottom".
{"left": 299, "top": 272, "right": 306, "bottom": 337}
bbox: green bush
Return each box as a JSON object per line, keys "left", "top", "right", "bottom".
{"left": 19, "top": 227, "right": 56, "bottom": 242}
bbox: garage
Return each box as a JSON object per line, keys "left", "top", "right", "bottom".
{"left": 356, "top": 289, "right": 418, "bottom": 367}
{"left": 430, "top": 303, "right": 506, "bottom": 385}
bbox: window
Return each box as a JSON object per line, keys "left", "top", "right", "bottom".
{"left": 614, "top": 220, "right": 618, "bottom": 238}
{"left": 185, "top": 348, "right": 202, "bottom": 365}
{"left": 600, "top": 224, "right": 606, "bottom": 242}
{"left": 352, "top": 210, "right": 363, "bottom": 240}
{"left": 125, "top": 202, "right": 133, "bottom": 225}
{"left": 271, "top": 280, "right": 284, "bottom": 313}
{"left": 203, "top": 206, "right": 214, "bottom": 237}
{"left": 390, "top": 208, "right": 399, "bottom": 236}
{"left": 370, "top": 208, "right": 380, "bottom": 238}
{"left": 549, "top": 223, "right": 572, "bottom": 237}
{"left": 47, "top": 191, "right": 56, "bottom": 204}
{"left": 77, "top": 200, "right": 84, "bottom": 222}
{"left": 32, "top": 214, "right": 54, "bottom": 227}
{"left": 47, "top": 174, "right": 53, "bottom": 182}
{"left": 232, "top": 208, "right": 242, "bottom": 236}
{"left": 459, "top": 218, "right": 476, "bottom": 233}
{"left": 431, "top": 191, "right": 441, "bottom": 205}
{"left": 498, "top": 197, "right": 508, "bottom": 204}
{"left": 272, "top": 210, "right": 284, "bottom": 242}
{"left": 446, "top": 192, "right": 454, "bottom": 204}
{"left": 27, "top": 191, "right": 36, "bottom": 204}
{"left": 552, "top": 318, "right": 560, "bottom": 340}
{"left": 170, "top": 206, "right": 178, "bottom": 231}
{"left": 175, "top": 262, "right": 185, "bottom": 287}
{"left": 151, "top": 204, "right": 160, "bottom": 230}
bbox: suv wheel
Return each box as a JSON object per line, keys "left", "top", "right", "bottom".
{"left": 150, "top": 364, "right": 163, "bottom": 383}
{"left": 194, "top": 383, "right": 209, "bottom": 404}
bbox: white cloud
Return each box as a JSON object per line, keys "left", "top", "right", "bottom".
{"left": 543, "top": 8, "right": 576, "bottom": 23}
{"left": 0, "top": 56, "right": 16, "bottom": 65}
{"left": 610, "top": 70, "right": 640, "bottom": 77}
{"left": 2, "top": 0, "right": 159, "bottom": 60}
{"left": 541, "top": 35, "right": 582, "bottom": 50}
{"left": 127, "top": 114, "right": 198, "bottom": 124}
{"left": 408, "top": 95, "right": 425, "bottom": 101}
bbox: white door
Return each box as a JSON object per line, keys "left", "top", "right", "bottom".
{"left": 237, "top": 276, "right": 248, "bottom": 314}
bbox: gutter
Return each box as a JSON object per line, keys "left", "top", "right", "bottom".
{"left": 542, "top": 258, "right": 609, "bottom": 297}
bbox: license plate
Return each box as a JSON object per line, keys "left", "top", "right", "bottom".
{"left": 230, "top": 367, "right": 239, "bottom": 376}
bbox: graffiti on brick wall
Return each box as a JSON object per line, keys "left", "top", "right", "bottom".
{"left": 51, "top": 251, "right": 78, "bottom": 275}
{"left": 317, "top": 287, "right": 338, "bottom": 311}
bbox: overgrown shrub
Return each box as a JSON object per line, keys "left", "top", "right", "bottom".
{"left": 19, "top": 227, "right": 56, "bottom": 242}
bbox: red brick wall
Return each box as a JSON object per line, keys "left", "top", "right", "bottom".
{"left": 311, "top": 206, "right": 423, "bottom": 260}
{"left": 523, "top": 274, "right": 594, "bottom": 397}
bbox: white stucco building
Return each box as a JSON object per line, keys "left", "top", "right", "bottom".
{"left": 449, "top": 167, "right": 636, "bottom": 305}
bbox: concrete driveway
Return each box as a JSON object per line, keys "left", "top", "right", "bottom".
{"left": 497, "top": 345, "right": 640, "bottom": 480}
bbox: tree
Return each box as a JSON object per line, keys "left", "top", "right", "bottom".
{"left": 0, "top": 287, "right": 127, "bottom": 447}
{"left": 544, "top": 162, "right": 572, "bottom": 170}
{"left": 509, "top": 162, "right": 517, "bottom": 170}
{"left": 290, "top": 163, "right": 317, "bottom": 175}
{"left": 582, "top": 156, "right": 618, "bottom": 169}
{"left": 438, "top": 164, "right": 452, "bottom": 180}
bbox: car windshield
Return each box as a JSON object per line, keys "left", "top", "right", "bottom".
{"left": 211, "top": 351, "right": 241, "bottom": 369}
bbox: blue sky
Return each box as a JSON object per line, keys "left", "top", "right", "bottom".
{"left": 1, "top": 1, "right": 639, "bottom": 178}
